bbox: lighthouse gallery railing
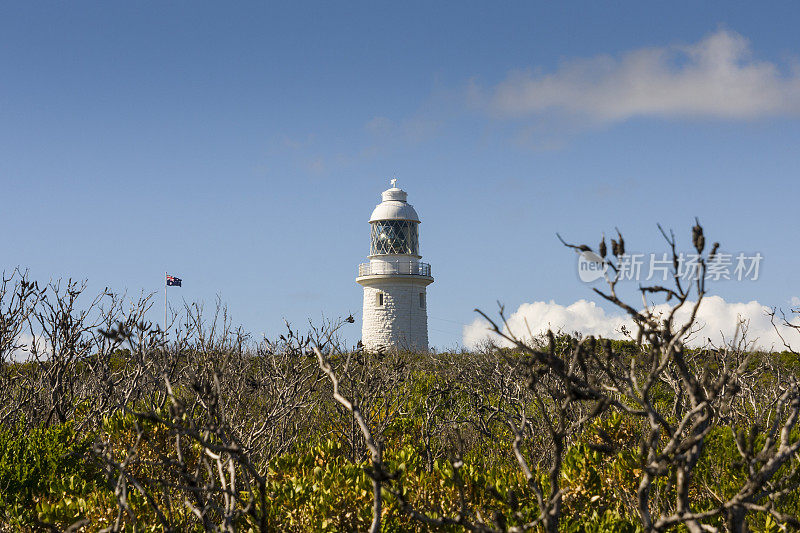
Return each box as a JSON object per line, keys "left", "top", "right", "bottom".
{"left": 358, "top": 261, "right": 431, "bottom": 277}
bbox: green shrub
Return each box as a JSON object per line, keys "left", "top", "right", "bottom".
{"left": 0, "top": 420, "right": 98, "bottom": 526}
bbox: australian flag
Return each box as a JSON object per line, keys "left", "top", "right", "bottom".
{"left": 166, "top": 275, "right": 182, "bottom": 287}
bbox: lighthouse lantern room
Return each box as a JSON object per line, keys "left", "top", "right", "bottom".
{"left": 357, "top": 180, "right": 433, "bottom": 352}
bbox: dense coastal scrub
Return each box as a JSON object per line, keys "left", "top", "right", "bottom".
{"left": 1, "top": 344, "right": 798, "bottom": 532}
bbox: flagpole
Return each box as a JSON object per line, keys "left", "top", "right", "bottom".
{"left": 164, "top": 271, "right": 167, "bottom": 340}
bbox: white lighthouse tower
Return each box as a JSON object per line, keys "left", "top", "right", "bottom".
{"left": 357, "top": 180, "right": 433, "bottom": 352}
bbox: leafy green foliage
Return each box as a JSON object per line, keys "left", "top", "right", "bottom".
{"left": 1, "top": 347, "right": 799, "bottom": 531}
{"left": 0, "top": 420, "right": 99, "bottom": 526}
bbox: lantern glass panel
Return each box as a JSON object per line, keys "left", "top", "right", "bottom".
{"left": 370, "top": 220, "right": 419, "bottom": 255}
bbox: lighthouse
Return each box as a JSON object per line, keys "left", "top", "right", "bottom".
{"left": 357, "top": 180, "right": 433, "bottom": 352}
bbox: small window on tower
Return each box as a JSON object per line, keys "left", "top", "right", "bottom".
{"left": 376, "top": 292, "right": 384, "bottom": 306}
{"left": 419, "top": 293, "right": 425, "bottom": 309}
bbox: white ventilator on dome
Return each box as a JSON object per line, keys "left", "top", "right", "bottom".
{"left": 356, "top": 180, "right": 433, "bottom": 352}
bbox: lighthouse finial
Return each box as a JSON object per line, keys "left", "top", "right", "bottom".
{"left": 390, "top": 178, "right": 397, "bottom": 188}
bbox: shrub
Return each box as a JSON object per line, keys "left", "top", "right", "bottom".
{"left": 0, "top": 420, "right": 98, "bottom": 527}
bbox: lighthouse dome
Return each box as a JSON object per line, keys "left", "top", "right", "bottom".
{"left": 369, "top": 184, "right": 420, "bottom": 223}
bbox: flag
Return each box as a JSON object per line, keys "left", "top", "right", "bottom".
{"left": 166, "top": 275, "right": 182, "bottom": 287}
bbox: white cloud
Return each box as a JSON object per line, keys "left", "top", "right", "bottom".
{"left": 790, "top": 296, "right": 800, "bottom": 307}
{"left": 9, "top": 332, "right": 46, "bottom": 362}
{"left": 488, "top": 30, "right": 800, "bottom": 123}
{"left": 463, "top": 296, "right": 800, "bottom": 352}
{"left": 365, "top": 116, "right": 395, "bottom": 135}
{"left": 363, "top": 115, "right": 441, "bottom": 143}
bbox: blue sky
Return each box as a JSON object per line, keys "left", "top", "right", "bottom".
{"left": 2, "top": 2, "right": 799, "bottom": 349}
